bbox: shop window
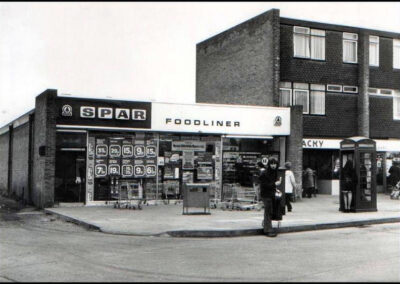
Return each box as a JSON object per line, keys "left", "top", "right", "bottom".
{"left": 293, "top": 27, "right": 325, "bottom": 60}
{"left": 369, "top": 36, "right": 379, "bottom": 67}
{"left": 343, "top": 32, "right": 358, "bottom": 63}
{"left": 394, "top": 39, "right": 400, "bottom": 69}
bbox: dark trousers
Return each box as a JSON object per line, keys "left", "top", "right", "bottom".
{"left": 285, "top": 193, "right": 292, "bottom": 211}
{"left": 305, "top": 187, "right": 314, "bottom": 198}
{"left": 262, "top": 197, "right": 274, "bottom": 234}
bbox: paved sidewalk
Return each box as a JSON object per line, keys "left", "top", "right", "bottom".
{"left": 44, "top": 194, "right": 400, "bottom": 237}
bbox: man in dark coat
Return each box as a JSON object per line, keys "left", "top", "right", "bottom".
{"left": 258, "top": 159, "right": 281, "bottom": 237}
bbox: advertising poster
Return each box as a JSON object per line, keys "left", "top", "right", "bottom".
{"left": 182, "top": 151, "right": 195, "bottom": 169}
{"left": 133, "top": 158, "right": 145, "bottom": 177}
{"left": 172, "top": 141, "right": 206, "bottom": 152}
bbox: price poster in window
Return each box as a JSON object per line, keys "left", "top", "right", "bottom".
{"left": 145, "top": 158, "right": 157, "bottom": 177}
{"left": 108, "top": 159, "right": 121, "bottom": 176}
{"left": 95, "top": 138, "right": 108, "bottom": 157}
{"left": 86, "top": 136, "right": 95, "bottom": 201}
{"left": 109, "top": 138, "right": 122, "bottom": 158}
{"left": 133, "top": 158, "right": 145, "bottom": 177}
{"left": 122, "top": 139, "right": 134, "bottom": 158}
{"left": 121, "top": 159, "right": 134, "bottom": 177}
{"left": 95, "top": 158, "right": 108, "bottom": 178}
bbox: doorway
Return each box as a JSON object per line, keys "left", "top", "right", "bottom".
{"left": 55, "top": 150, "right": 86, "bottom": 203}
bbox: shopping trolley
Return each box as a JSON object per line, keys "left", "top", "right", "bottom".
{"left": 113, "top": 181, "right": 143, "bottom": 210}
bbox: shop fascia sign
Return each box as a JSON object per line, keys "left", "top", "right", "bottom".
{"left": 79, "top": 106, "right": 146, "bottom": 120}
{"left": 303, "top": 138, "right": 400, "bottom": 152}
{"left": 302, "top": 138, "right": 341, "bottom": 149}
{"left": 151, "top": 102, "right": 290, "bottom": 136}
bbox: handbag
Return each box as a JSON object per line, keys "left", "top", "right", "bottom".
{"left": 275, "top": 189, "right": 282, "bottom": 198}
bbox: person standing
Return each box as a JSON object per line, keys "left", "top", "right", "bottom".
{"left": 303, "top": 166, "right": 315, "bottom": 198}
{"left": 258, "top": 159, "right": 281, "bottom": 237}
{"left": 284, "top": 162, "right": 297, "bottom": 212}
{"left": 342, "top": 159, "right": 356, "bottom": 212}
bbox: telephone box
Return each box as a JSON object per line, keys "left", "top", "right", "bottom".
{"left": 339, "top": 137, "right": 377, "bottom": 212}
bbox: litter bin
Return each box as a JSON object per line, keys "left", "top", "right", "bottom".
{"left": 182, "top": 183, "right": 211, "bottom": 215}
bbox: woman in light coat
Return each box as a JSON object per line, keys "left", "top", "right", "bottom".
{"left": 284, "top": 162, "right": 297, "bottom": 212}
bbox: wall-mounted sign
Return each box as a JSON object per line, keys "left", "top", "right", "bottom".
{"left": 151, "top": 102, "right": 290, "bottom": 136}
{"left": 56, "top": 97, "right": 151, "bottom": 129}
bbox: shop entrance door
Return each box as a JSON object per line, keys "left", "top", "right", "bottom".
{"left": 55, "top": 150, "right": 86, "bottom": 203}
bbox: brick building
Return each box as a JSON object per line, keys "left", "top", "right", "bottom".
{"left": 196, "top": 9, "right": 400, "bottom": 195}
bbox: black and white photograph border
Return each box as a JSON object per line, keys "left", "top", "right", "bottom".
{"left": 0, "top": 2, "right": 400, "bottom": 282}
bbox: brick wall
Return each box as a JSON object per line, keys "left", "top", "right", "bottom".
{"left": 32, "top": 89, "right": 57, "bottom": 208}
{"left": 370, "top": 37, "right": 400, "bottom": 90}
{"left": 0, "top": 131, "right": 9, "bottom": 195}
{"left": 196, "top": 9, "right": 280, "bottom": 106}
{"left": 370, "top": 96, "right": 400, "bottom": 138}
{"left": 303, "top": 93, "right": 358, "bottom": 138}
{"left": 10, "top": 123, "right": 30, "bottom": 200}
{"left": 280, "top": 24, "right": 358, "bottom": 85}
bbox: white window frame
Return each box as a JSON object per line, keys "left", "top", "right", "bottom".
{"left": 369, "top": 36, "right": 379, "bottom": 67}
{"left": 394, "top": 91, "right": 400, "bottom": 120}
{"left": 310, "top": 84, "right": 326, "bottom": 115}
{"left": 293, "top": 26, "right": 311, "bottom": 59}
{"left": 279, "top": 88, "right": 293, "bottom": 107}
{"left": 343, "top": 86, "right": 358, "bottom": 93}
{"left": 293, "top": 27, "right": 325, "bottom": 61}
{"left": 343, "top": 32, "right": 358, "bottom": 64}
{"left": 310, "top": 29, "right": 326, "bottom": 61}
{"left": 394, "top": 39, "right": 400, "bottom": 69}
{"left": 327, "top": 84, "right": 343, "bottom": 92}
{"left": 293, "top": 89, "right": 310, "bottom": 114}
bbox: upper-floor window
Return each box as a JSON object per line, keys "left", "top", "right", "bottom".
{"left": 394, "top": 39, "right": 400, "bottom": 69}
{"left": 293, "top": 26, "right": 325, "bottom": 60}
{"left": 310, "top": 84, "right": 326, "bottom": 115}
{"left": 293, "top": 82, "right": 310, "bottom": 114}
{"left": 279, "top": 82, "right": 325, "bottom": 115}
{"left": 369, "top": 36, "right": 379, "bottom": 67}
{"left": 343, "top": 32, "right": 358, "bottom": 63}
{"left": 394, "top": 91, "right": 400, "bottom": 120}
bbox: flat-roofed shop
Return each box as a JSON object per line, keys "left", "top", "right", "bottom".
{"left": 0, "top": 90, "right": 298, "bottom": 207}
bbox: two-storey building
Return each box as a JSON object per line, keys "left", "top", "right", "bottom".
{"left": 196, "top": 8, "right": 400, "bottom": 195}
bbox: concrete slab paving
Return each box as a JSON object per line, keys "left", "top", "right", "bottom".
{"left": 44, "top": 193, "right": 400, "bottom": 237}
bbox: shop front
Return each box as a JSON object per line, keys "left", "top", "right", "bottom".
{"left": 303, "top": 138, "right": 400, "bottom": 195}
{"left": 55, "top": 96, "right": 290, "bottom": 205}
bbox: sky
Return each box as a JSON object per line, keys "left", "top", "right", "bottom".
{"left": 1, "top": 2, "right": 400, "bottom": 127}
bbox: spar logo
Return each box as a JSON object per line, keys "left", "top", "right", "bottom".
{"left": 274, "top": 116, "right": 282, "bottom": 126}
{"left": 61, "top": 105, "right": 73, "bottom": 117}
{"left": 80, "top": 106, "right": 146, "bottom": 121}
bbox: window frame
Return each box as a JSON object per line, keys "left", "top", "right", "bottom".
{"left": 343, "top": 32, "right": 358, "bottom": 64}
{"left": 279, "top": 88, "right": 293, "bottom": 107}
{"left": 393, "top": 92, "right": 400, "bottom": 120}
{"left": 394, "top": 39, "right": 400, "bottom": 69}
{"left": 293, "top": 26, "right": 325, "bottom": 61}
{"left": 309, "top": 84, "right": 326, "bottom": 115}
{"left": 293, "top": 88, "right": 310, "bottom": 114}
{"left": 343, "top": 86, "right": 358, "bottom": 93}
{"left": 327, "top": 84, "right": 343, "bottom": 93}
{"left": 369, "top": 35, "right": 379, "bottom": 67}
